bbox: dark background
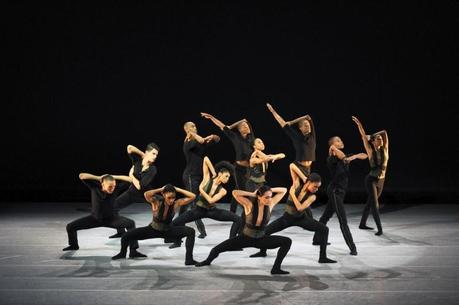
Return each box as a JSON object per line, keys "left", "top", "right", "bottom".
{"left": 2, "top": 2, "right": 458, "bottom": 203}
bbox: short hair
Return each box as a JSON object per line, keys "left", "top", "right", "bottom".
{"left": 162, "top": 184, "right": 176, "bottom": 194}
{"left": 145, "top": 142, "right": 160, "bottom": 152}
{"left": 328, "top": 136, "right": 339, "bottom": 146}
{"left": 256, "top": 185, "right": 272, "bottom": 197}
{"left": 308, "top": 173, "right": 321, "bottom": 183}
{"left": 101, "top": 175, "right": 115, "bottom": 182}
{"left": 214, "top": 160, "right": 234, "bottom": 175}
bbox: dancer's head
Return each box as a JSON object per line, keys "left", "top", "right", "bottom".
{"left": 214, "top": 161, "right": 234, "bottom": 184}
{"left": 328, "top": 136, "right": 344, "bottom": 149}
{"left": 256, "top": 185, "right": 273, "bottom": 206}
{"left": 144, "top": 142, "right": 159, "bottom": 164}
{"left": 306, "top": 173, "right": 321, "bottom": 193}
{"left": 101, "top": 175, "right": 116, "bottom": 194}
{"left": 297, "top": 118, "right": 311, "bottom": 135}
{"left": 251, "top": 138, "right": 265, "bottom": 151}
{"left": 370, "top": 134, "right": 384, "bottom": 149}
{"left": 237, "top": 121, "right": 251, "bottom": 137}
{"left": 183, "top": 121, "right": 198, "bottom": 134}
{"left": 161, "top": 184, "right": 177, "bottom": 205}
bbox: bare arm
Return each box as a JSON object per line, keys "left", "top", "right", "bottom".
{"left": 266, "top": 103, "right": 288, "bottom": 127}
{"left": 188, "top": 131, "right": 207, "bottom": 144}
{"left": 269, "top": 187, "right": 288, "bottom": 207}
{"left": 201, "top": 112, "right": 226, "bottom": 130}
{"left": 373, "top": 130, "right": 389, "bottom": 151}
{"left": 344, "top": 153, "right": 368, "bottom": 163}
{"left": 175, "top": 187, "right": 197, "bottom": 207}
{"left": 202, "top": 156, "right": 217, "bottom": 181}
{"left": 111, "top": 175, "right": 133, "bottom": 183}
{"left": 127, "top": 145, "right": 145, "bottom": 158}
{"left": 79, "top": 173, "right": 101, "bottom": 181}
{"left": 289, "top": 162, "right": 307, "bottom": 184}
{"left": 289, "top": 185, "right": 316, "bottom": 211}
{"left": 288, "top": 115, "right": 309, "bottom": 125}
{"left": 228, "top": 119, "right": 247, "bottom": 129}
{"left": 329, "top": 145, "right": 346, "bottom": 160}
{"left": 129, "top": 166, "right": 141, "bottom": 190}
{"left": 352, "top": 116, "right": 373, "bottom": 156}
{"left": 144, "top": 187, "right": 163, "bottom": 203}
{"left": 232, "top": 189, "right": 256, "bottom": 215}
{"left": 199, "top": 187, "right": 227, "bottom": 205}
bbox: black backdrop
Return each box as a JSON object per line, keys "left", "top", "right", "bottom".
{"left": 3, "top": 2, "right": 458, "bottom": 203}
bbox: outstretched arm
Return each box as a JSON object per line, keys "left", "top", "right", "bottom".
{"left": 344, "top": 153, "right": 368, "bottom": 163}
{"left": 111, "top": 175, "right": 133, "bottom": 183}
{"left": 266, "top": 103, "right": 288, "bottom": 127}
{"left": 289, "top": 185, "right": 316, "bottom": 211}
{"left": 201, "top": 112, "right": 226, "bottom": 130}
{"left": 288, "top": 114, "right": 310, "bottom": 125}
{"left": 228, "top": 119, "right": 247, "bottom": 129}
{"left": 79, "top": 173, "right": 101, "bottom": 181}
{"left": 175, "top": 187, "right": 197, "bottom": 207}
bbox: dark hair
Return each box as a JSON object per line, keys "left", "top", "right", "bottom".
{"left": 101, "top": 175, "right": 115, "bottom": 182}
{"left": 256, "top": 185, "right": 272, "bottom": 196}
{"left": 162, "top": 184, "right": 176, "bottom": 194}
{"left": 214, "top": 160, "right": 234, "bottom": 175}
{"left": 308, "top": 173, "right": 321, "bottom": 183}
{"left": 145, "top": 142, "right": 160, "bottom": 152}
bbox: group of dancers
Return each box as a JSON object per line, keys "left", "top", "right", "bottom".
{"left": 63, "top": 103, "right": 389, "bottom": 275}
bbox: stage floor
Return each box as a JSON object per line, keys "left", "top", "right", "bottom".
{"left": 1, "top": 202, "right": 459, "bottom": 305}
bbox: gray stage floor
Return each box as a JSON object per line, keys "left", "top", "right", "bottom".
{"left": 1, "top": 202, "right": 459, "bottom": 305}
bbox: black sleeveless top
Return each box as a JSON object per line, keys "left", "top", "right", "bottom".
{"left": 243, "top": 198, "right": 272, "bottom": 238}
{"left": 248, "top": 162, "right": 267, "bottom": 183}
{"left": 151, "top": 196, "right": 176, "bottom": 231}
{"left": 196, "top": 178, "right": 223, "bottom": 209}
{"left": 285, "top": 184, "right": 311, "bottom": 217}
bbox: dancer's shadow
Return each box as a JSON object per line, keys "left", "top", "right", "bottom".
{"left": 202, "top": 268, "right": 328, "bottom": 305}
{"left": 58, "top": 254, "right": 126, "bottom": 278}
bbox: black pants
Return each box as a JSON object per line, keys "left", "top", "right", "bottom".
{"left": 119, "top": 225, "right": 195, "bottom": 261}
{"left": 204, "top": 234, "right": 291, "bottom": 270}
{"left": 66, "top": 215, "right": 138, "bottom": 249}
{"left": 259, "top": 212, "right": 329, "bottom": 258}
{"left": 230, "top": 164, "right": 249, "bottom": 213}
{"left": 315, "top": 185, "right": 356, "bottom": 251}
{"left": 172, "top": 206, "right": 242, "bottom": 239}
{"left": 360, "top": 175, "right": 384, "bottom": 232}
{"left": 179, "top": 174, "right": 206, "bottom": 235}
{"left": 113, "top": 189, "right": 148, "bottom": 234}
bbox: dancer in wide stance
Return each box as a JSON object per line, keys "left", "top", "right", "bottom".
{"left": 196, "top": 185, "right": 292, "bottom": 275}
{"left": 112, "top": 184, "right": 198, "bottom": 265}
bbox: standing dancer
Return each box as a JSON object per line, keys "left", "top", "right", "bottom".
{"left": 313, "top": 136, "right": 367, "bottom": 255}
{"left": 112, "top": 184, "right": 198, "bottom": 265}
{"left": 110, "top": 143, "right": 159, "bottom": 238}
{"left": 201, "top": 112, "right": 255, "bottom": 214}
{"left": 246, "top": 138, "right": 285, "bottom": 192}
{"left": 181, "top": 121, "right": 220, "bottom": 239}
{"left": 352, "top": 116, "right": 389, "bottom": 236}
{"left": 169, "top": 156, "right": 242, "bottom": 247}
{"left": 63, "top": 173, "right": 142, "bottom": 256}
{"left": 266, "top": 103, "right": 316, "bottom": 177}
{"left": 196, "top": 186, "right": 292, "bottom": 275}
{"left": 249, "top": 172, "right": 336, "bottom": 263}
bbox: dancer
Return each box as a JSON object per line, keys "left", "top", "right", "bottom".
{"left": 201, "top": 112, "right": 255, "bottom": 213}
{"left": 352, "top": 116, "right": 389, "bottom": 236}
{"left": 246, "top": 138, "right": 285, "bottom": 192}
{"left": 313, "top": 136, "right": 367, "bottom": 255}
{"left": 249, "top": 172, "right": 336, "bottom": 263}
{"left": 112, "top": 184, "right": 198, "bottom": 265}
{"left": 169, "top": 156, "right": 242, "bottom": 247}
{"left": 110, "top": 143, "right": 159, "bottom": 238}
{"left": 180, "top": 121, "right": 220, "bottom": 239}
{"left": 196, "top": 186, "right": 292, "bottom": 275}
{"left": 266, "top": 103, "right": 316, "bottom": 177}
{"left": 63, "top": 173, "right": 142, "bottom": 256}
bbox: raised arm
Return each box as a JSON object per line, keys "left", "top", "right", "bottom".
{"left": 373, "top": 130, "right": 389, "bottom": 151}
{"left": 250, "top": 151, "right": 285, "bottom": 167}
{"left": 289, "top": 163, "right": 307, "bottom": 184}
{"left": 79, "top": 173, "right": 101, "bottom": 181}
{"left": 289, "top": 185, "right": 316, "bottom": 211}
{"left": 232, "top": 189, "right": 256, "bottom": 214}
{"left": 127, "top": 145, "right": 145, "bottom": 158}
{"left": 228, "top": 119, "right": 247, "bottom": 129}
{"left": 201, "top": 112, "right": 226, "bottom": 130}
{"left": 144, "top": 187, "right": 163, "bottom": 203}
{"left": 269, "top": 187, "right": 288, "bottom": 206}
{"left": 111, "top": 175, "right": 133, "bottom": 183}
{"left": 202, "top": 156, "right": 217, "bottom": 181}
{"left": 266, "top": 103, "right": 287, "bottom": 127}
{"left": 352, "top": 116, "right": 373, "bottom": 156}
{"left": 174, "top": 187, "right": 197, "bottom": 207}
{"left": 329, "top": 145, "right": 346, "bottom": 160}
{"left": 288, "top": 115, "right": 309, "bottom": 125}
